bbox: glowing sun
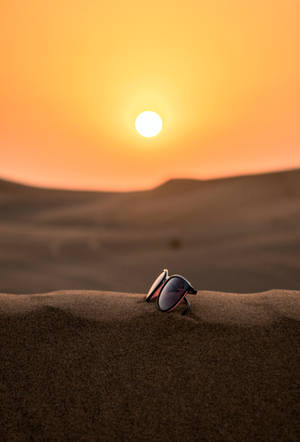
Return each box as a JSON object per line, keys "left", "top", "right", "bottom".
{"left": 135, "top": 111, "right": 162, "bottom": 137}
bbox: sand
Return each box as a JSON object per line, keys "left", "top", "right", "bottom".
{"left": 1, "top": 290, "right": 299, "bottom": 441}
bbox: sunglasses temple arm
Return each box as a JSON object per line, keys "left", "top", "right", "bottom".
{"left": 182, "top": 296, "right": 191, "bottom": 315}
{"left": 188, "top": 287, "right": 197, "bottom": 295}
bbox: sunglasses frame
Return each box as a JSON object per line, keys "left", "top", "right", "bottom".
{"left": 156, "top": 274, "right": 197, "bottom": 315}
{"left": 145, "top": 268, "right": 169, "bottom": 303}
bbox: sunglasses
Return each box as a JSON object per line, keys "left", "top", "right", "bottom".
{"left": 146, "top": 269, "right": 197, "bottom": 315}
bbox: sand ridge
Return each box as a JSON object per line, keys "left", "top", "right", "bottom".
{"left": 1, "top": 289, "right": 300, "bottom": 326}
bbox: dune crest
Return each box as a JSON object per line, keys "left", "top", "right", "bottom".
{"left": 1, "top": 289, "right": 300, "bottom": 326}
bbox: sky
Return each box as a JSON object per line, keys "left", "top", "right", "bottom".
{"left": 0, "top": 0, "right": 300, "bottom": 190}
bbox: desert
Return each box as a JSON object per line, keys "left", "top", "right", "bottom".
{"left": 1, "top": 170, "right": 300, "bottom": 440}
{"left": 2, "top": 1, "right": 300, "bottom": 440}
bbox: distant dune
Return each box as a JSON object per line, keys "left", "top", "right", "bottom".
{"left": 0, "top": 289, "right": 299, "bottom": 441}
{"left": 0, "top": 169, "right": 300, "bottom": 293}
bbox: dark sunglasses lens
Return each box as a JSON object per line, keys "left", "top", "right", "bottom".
{"left": 146, "top": 271, "right": 166, "bottom": 300}
{"left": 158, "top": 277, "right": 189, "bottom": 311}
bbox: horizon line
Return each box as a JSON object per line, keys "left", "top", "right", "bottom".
{"left": 1, "top": 165, "right": 300, "bottom": 194}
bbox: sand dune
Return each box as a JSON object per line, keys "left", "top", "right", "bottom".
{"left": 1, "top": 169, "right": 300, "bottom": 294}
{"left": 0, "top": 289, "right": 299, "bottom": 441}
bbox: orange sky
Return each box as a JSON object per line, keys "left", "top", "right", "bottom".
{"left": 0, "top": 0, "right": 300, "bottom": 190}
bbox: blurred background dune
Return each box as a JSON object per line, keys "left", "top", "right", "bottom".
{"left": 1, "top": 168, "right": 300, "bottom": 294}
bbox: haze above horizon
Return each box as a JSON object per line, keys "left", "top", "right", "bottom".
{"left": 1, "top": 1, "right": 300, "bottom": 191}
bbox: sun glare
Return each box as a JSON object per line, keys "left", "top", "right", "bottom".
{"left": 135, "top": 111, "right": 162, "bottom": 138}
